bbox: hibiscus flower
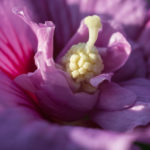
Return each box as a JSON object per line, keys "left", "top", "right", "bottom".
{"left": 0, "top": 0, "right": 150, "bottom": 149}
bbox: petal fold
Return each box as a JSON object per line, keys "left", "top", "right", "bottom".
{"left": 15, "top": 10, "right": 98, "bottom": 121}
{"left": 15, "top": 65, "right": 99, "bottom": 121}
{"left": 90, "top": 73, "right": 113, "bottom": 88}
{"left": 14, "top": 8, "right": 55, "bottom": 66}
{"left": 101, "top": 32, "right": 131, "bottom": 72}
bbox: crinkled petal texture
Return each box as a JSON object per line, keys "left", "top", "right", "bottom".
{"left": 0, "top": 71, "right": 139, "bottom": 150}
{"left": 0, "top": 0, "right": 149, "bottom": 149}
{"left": 14, "top": 10, "right": 99, "bottom": 121}
{"left": 0, "top": 0, "right": 37, "bottom": 78}
{"left": 92, "top": 78, "right": 150, "bottom": 132}
{"left": 10, "top": 0, "right": 148, "bottom": 54}
{"left": 15, "top": 8, "right": 131, "bottom": 122}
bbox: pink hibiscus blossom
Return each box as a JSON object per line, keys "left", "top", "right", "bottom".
{"left": 0, "top": 0, "right": 150, "bottom": 149}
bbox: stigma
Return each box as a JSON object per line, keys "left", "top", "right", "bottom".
{"left": 62, "top": 15, "right": 104, "bottom": 93}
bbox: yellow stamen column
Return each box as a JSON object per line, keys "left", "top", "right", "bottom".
{"left": 62, "top": 15, "right": 104, "bottom": 93}
{"left": 84, "top": 15, "right": 102, "bottom": 51}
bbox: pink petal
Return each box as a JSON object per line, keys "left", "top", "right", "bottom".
{"left": 18, "top": 0, "right": 148, "bottom": 49}
{"left": 92, "top": 78, "right": 150, "bottom": 131}
{"left": 0, "top": 71, "right": 144, "bottom": 149}
{"left": 0, "top": 69, "right": 139, "bottom": 149}
{"left": 101, "top": 32, "right": 131, "bottom": 72}
{"left": 14, "top": 11, "right": 98, "bottom": 121}
{"left": 93, "top": 101, "right": 150, "bottom": 132}
{"left": 96, "top": 82, "right": 136, "bottom": 111}
{"left": 90, "top": 73, "right": 113, "bottom": 88}
{"left": 15, "top": 65, "right": 99, "bottom": 121}
{"left": 14, "top": 8, "right": 55, "bottom": 64}
{"left": 0, "top": 1, "right": 36, "bottom": 78}
{"left": 15, "top": 70, "right": 42, "bottom": 93}
{"left": 12, "top": 0, "right": 82, "bottom": 53}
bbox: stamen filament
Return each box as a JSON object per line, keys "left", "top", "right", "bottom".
{"left": 84, "top": 15, "right": 102, "bottom": 51}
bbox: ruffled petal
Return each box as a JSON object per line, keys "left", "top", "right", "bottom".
{"left": 15, "top": 65, "right": 99, "bottom": 121}
{"left": 14, "top": 9, "right": 132, "bottom": 121}
{"left": 14, "top": 8, "right": 55, "bottom": 65}
{"left": 90, "top": 73, "right": 113, "bottom": 88}
{"left": 101, "top": 32, "right": 131, "bottom": 73}
{"left": 15, "top": 11, "right": 98, "bottom": 121}
{"left": 16, "top": 0, "right": 148, "bottom": 50}
{"left": 0, "top": 0, "right": 36, "bottom": 78}
{"left": 92, "top": 78, "right": 150, "bottom": 131}
{"left": 8, "top": 0, "right": 82, "bottom": 54}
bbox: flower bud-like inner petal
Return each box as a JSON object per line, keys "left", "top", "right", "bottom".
{"left": 62, "top": 15, "right": 104, "bottom": 93}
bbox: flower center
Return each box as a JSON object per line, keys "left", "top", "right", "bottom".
{"left": 62, "top": 15, "right": 104, "bottom": 93}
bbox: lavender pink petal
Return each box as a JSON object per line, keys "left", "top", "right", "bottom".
{"left": 92, "top": 78, "right": 150, "bottom": 132}
{"left": 0, "top": 71, "right": 137, "bottom": 150}
{"left": 0, "top": 0, "right": 36, "bottom": 78}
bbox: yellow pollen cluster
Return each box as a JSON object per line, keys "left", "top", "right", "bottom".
{"left": 62, "top": 43, "right": 104, "bottom": 83}
{"left": 61, "top": 15, "right": 103, "bottom": 93}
